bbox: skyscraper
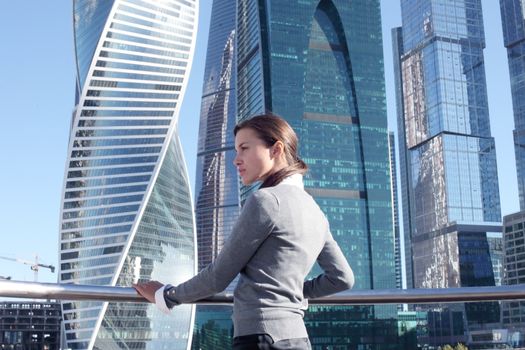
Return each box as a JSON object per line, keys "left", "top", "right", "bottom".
{"left": 394, "top": 0, "right": 502, "bottom": 345}
{"left": 59, "top": 1, "right": 198, "bottom": 349}
{"left": 237, "top": 0, "right": 399, "bottom": 347}
{"left": 498, "top": 2, "right": 525, "bottom": 342}
{"left": 194, "top": 0, "right": 238, "bottom": 283}
{"left": 389, "top": 132, "right": 403, "bottom": 291}
{"left": 500, "top": 0, "right": 525, "bottom": 210}
{"left": 193, "top": 0, "right": 237, "bottom": 348}
{"left": 392, "top": 26, "right": 415, "bottom": 290}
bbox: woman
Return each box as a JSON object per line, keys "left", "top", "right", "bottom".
{"left": 133, "top": 113, "right": 354, "bottom": 349}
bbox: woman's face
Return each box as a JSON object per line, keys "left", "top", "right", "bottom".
{"left": 234, "top": 128, "right": 277, "bottom": 185}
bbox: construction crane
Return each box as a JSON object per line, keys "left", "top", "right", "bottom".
{"left": 0, "top": 255, "right": 55, "bottom": 282}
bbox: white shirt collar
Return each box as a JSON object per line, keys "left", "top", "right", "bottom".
{"left": 279, "top": 173, "right": 304, "bottom": 189}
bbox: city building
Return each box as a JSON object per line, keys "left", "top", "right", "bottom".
{"left": 58, "top": 1, "right": 198, "bottom": 349}
{"left": 500, "top": 0, "right": 525, "bottom": 210}
{"left": 502, "top": 210, "right": 525, "bottom": 346}
{"left": 389, "top": 131, "right": 404, "bottom": 291}
{"left": 192, "top": 0, "right": 237, "bottom": 348}
{"left": 0, "top": 300, "right": 61, "bottom": 350}
{"left": 397, "top": 310, "right": 427, "bottom": 349}
{"left": 237, "top": 0, "right": 399, "bottom": 347}
{"left": 194, "top": 0, "right": 238, "bottom": 281}
{"left": 392, "top": 26, "right": 415, "bottom": 290}
{"left": 487, "top": 231, "right": 504, "bottom": 287}
{"left": 393, "top": 0, "right": 502, "bottom": 346}
{"left": 497, "top": 2, "right": 525, "bottom": 345}
{"left": 467, "top": 328, "right": 509, "bottom": 349}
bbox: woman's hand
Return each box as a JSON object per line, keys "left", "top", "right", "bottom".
{"left": 132, "top": 280, "right": 164, "bottom": 303}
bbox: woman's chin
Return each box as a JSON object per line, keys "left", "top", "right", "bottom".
{"left": 241, "top": 176, "right": 258, "bottom": 186}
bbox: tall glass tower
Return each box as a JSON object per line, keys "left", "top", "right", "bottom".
{"left": 237, "top": 0, "right": 399, "bottom": 347}
{"left": 59, "top": 1, "right": 198, "bottom": 349}
{"left": 192, "top": 0, "right": 237, "bottom": 348}
{"left": 194, "top": 0, "right": 238, "bottom": 283}
{"left": 501, "top": 0, "right": 525, "bottom": 210}
{"left": 394, "top": 0, "right": 502, "bottom": 345}
{"left": 392, "top": 27, "right": 415, "bottom": 290}
{"left": 389, "top": 132, "right": 403, "bottom": 291}
{"left": 500, "top": 0, "right": 525, "bottom": 338}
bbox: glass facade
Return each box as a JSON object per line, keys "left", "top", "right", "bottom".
{"left": 60, "top": 1, "right": 198, "bottom": 349}
{"left": 395, "top": 0, "right": 503, "bottom": 346}
{"left": 501, "top": 0, "right": 525, "bottom": 210}
{"left": 194, "top": 0, "right": 238, "bottom": 280}
{"left": 237, "top": 0, "right": 399, "bottom": 347}
{"left": 392, "top": 27, "right": 415, "bottom": 290}
{"left": 389, "top": 132, "right": 403, "bottom": 291}
{"left": 192, "top": 0, "right": 237, "bottom": 348}
{"left": 487, "top": 231, "right": 504, "bottom": 287}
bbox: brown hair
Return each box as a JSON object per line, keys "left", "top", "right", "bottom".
{"left": 234, "top": 113, "right": 308, "bottom": 188}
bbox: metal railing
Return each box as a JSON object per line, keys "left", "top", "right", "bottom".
{"left": 1, "top": 279, "right": 525, "bottom": 304}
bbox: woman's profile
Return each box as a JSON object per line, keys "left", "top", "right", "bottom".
{"left": 133, "top": 113, "right": 354, "bottom": 349}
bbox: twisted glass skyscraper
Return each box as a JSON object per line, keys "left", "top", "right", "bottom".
{"left": 394, "top": 0, "right": 502, "bottom": 345}
{"left": 237, "top": 0, "right": 399, "bottom": 347}
{"left": 194, "top": 0, "right": 238, "bottom": 280}
{"left": 192, "top": 0, "right": 237, "bottom": 348}
{"left": 59, "top": 1, "right": 198, "bottom": 349}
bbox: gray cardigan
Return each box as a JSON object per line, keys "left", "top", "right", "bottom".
{"left": 163, "top": 178, "right": 354, "bottom": 341}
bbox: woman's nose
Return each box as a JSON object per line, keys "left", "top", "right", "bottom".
{"left": 233, "top": 153, "right": 241, "bottom": 165}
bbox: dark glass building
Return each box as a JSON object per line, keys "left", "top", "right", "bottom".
{"left": 192, "top": 0, "right": 237, "bottom": 348}
{"left": 397, "top": 310, "right": 427, "bottom": 349}
{"left": 500, "top": 0, "right": 525, "bottom": 210}
{"left": 59, "top": 1, "right": 198, "bottom": 349}
{"left": 0, "top": 300, "right": 61, "bottom": 350}
{"left": 237, "top": 0, "right": 399, "bottom": 348}
{"left": 394, "top": 0, "right": 503, "bottom": 346}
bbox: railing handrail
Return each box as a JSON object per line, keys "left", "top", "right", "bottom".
{"left": 1, "top": 280, "right": 525, "bottom": 305}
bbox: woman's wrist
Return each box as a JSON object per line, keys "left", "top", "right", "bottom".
{"left": 155, "top": 285, "right": 171, "bottom": 314}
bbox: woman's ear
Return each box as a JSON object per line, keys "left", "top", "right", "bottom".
{"left": 271, "top": 141, "right": 285, "bottom": 159}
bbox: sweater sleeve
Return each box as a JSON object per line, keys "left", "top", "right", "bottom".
{"left": 303, "top": 228, "right": 354, "bottom": 299}
{"left": 163, "top": 189, "right": 279, "bottom": 307}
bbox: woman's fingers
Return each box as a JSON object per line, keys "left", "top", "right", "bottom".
{"left": 132, "top": 280, "right": 164, "bottom": 303}
{"left": 132, "top": 284, "right": 155, "bottom": 303}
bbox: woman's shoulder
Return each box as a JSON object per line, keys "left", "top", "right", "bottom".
{"left": 259, "top": 185, "right": 329, "bottom": 229}
{"left": 259, "top": 183, "right": 317, "bottom": 210}
{"left": 246, "top": 187, "right": 280, "bottom": 210}
{"left": 256, "top": 183, "right": 300, "bottom": 200}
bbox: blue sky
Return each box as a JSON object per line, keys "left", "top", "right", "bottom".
{"left": 0, "top": 1, "right": 517, "bottom": 283}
